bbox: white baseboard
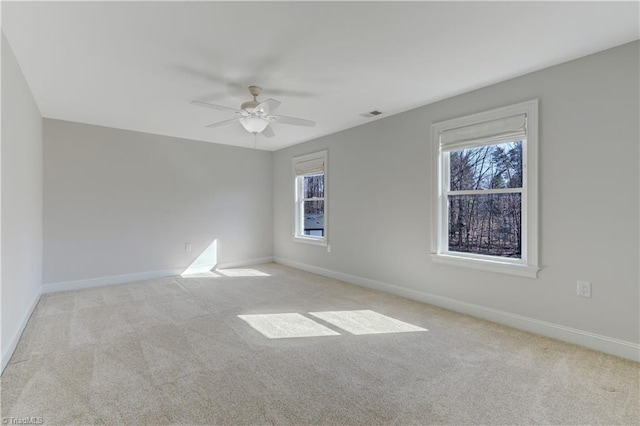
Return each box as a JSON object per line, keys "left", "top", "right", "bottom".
{"left": 274, "top": 257, "right": 640, "bottom": 362}
{"left": 42, "top": 268, "right": 185, "bottom": 294}
{"left": 216, "top": 256, "right": 274, "bottom": 270}
{"left": 41, "top": 256, "right": 276, "bottom": 294}
{"left": 1, "top": 287, "right": 42, "bottom": 374}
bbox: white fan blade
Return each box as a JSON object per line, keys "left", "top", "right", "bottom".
{"left": 191, "top": 100, "right": 240, "bottom": 113}
{"left": 254, "top": 98, "right": 281, "bottom": 116}
{"left": 271, "top": 115, "right": 316, "bottom": 127}
{"left": 205, "top": 118, "right": 237, "bottom": 128}
{"left": 262, "top": 124, "right": 275, "bottom": 138}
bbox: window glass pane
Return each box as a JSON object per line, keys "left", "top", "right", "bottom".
{"left": 303, "top": 174, "right": 324, "bottom": 198}
{"left": 449, "top": 141, "right": 522, "bottom": 191}
{"left": 303, "top": 201, "right": 324, "bottom": 237}
{"left": 447, "top": 193, "right": 521, "bottom": 258}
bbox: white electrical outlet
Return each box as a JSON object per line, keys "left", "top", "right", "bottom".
{"left": 185, "top": 242, "right": 192, "bottom": 252}
{"left": 577, "top": 281, "right": 591, "bottom": 298}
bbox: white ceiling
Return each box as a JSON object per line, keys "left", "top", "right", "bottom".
{"left": 2, "top": 1, "right": 638, "bottom": 151}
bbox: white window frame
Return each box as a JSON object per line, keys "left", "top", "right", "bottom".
{"left": 293, "top": 150, "right": 328, "bottom": 246}
{"left": 431, "top": 100, "right": 540, "bottom": 278}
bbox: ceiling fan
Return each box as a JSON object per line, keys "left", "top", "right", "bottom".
{"left": 191, "top": 86, "right": 316, "bottom": 138}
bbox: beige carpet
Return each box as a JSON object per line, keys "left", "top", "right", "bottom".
{"left": 1, "top": 263, "right": 638, "bottom": 425}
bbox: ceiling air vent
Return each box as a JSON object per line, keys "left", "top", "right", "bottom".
{"left": 360, "top": 110, "right": 383, "bottom": 118}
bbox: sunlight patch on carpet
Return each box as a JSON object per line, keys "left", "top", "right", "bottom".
{"left": 218, "top": 268, "right": 271, "bottom": 277}
{"left": 180, "top": 271, "right": 221, "bottom": 278}
{"left": 238, "top": 313, "right": 340, "bottom": 339}
{"left": 309, "top": 310, "right": 427, "bottom": 335}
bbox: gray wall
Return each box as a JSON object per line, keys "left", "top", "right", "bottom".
{"left": 1, "top": 33, "right": 43, "bottom": 368}
{"left": 44, "top": 120, "right": 272, "bottom": 284}
{"left": 273, "top": 41, "right": 639, "bottom": 344}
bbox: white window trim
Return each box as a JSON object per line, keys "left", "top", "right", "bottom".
{"left": 431, "top": 100, "right": 540, "bottom": 278}
{"left": 292, "top": 150, "right": 328, "bottom": 246}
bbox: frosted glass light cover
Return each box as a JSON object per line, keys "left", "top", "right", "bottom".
{"left": 240, "top": 116, "right": 269, "bottom": 133}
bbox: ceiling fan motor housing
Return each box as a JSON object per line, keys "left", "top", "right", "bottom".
{"left": 241, "top": 100, "right": 260, "bottom": 112}
{"left": 242, "top": 86, "right": 263, "bottom": 113}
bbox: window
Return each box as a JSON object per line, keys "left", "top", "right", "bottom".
{"left": 293, "top": 151, "right": 327, "bottom": 245}
{"left": 431, "top": 100, "right": 539, "bottom": 278}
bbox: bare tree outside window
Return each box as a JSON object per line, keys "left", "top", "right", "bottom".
{"left": 303, "top": 175, "right": 324, "bottom": 212}
{"left": 302, "top": 174, "right": 324, "bottom": 236}
{"left": 447, "top": 141, "right": 523, "bottom": 258}
{"left": 293, "top": 151, "right": 328, "bottom": 243}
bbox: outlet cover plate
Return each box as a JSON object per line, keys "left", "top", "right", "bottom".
{"left": 577, "top": 281, "right": 591, "bottom": 298}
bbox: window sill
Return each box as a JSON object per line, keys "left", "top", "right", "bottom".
{"left": 430, "top": 253, "right": 540, "bottom": 278}
{"left": 293, "top": 236, "right": 327, "bottom": 247}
